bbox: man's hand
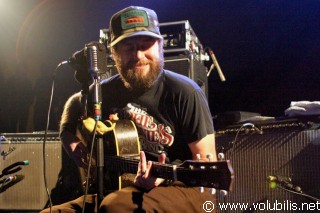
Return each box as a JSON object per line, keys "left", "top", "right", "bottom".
{"left": 61, "top": 130, "right": 95, "bottom": 169}
{"left": 134, "top": 151, "right": 166, "bottom": 190}
{"left": 69, "top": 141, "right": 92, "bottom": 168}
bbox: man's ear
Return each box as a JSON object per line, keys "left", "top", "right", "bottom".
{"left": 110, "top": 47, "right": 113, "bottom": 56}
{"left": 109, "top": 47, "right": 116, "bottom": 61}
{"left": 110, "top": 46, "right": 116, "bottom": 54}
{"left": 158, "top": 38, "right": 163, "bottom": 46}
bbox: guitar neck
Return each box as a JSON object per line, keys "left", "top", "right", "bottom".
{"left": 106, "top": 156, "right": 177, "bottom": 180}
{"left": 105, "top": 156, "right": 234, "bottom": 190}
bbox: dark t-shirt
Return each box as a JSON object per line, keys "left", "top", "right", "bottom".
{"left": 94, "top": 69, "right": 214, "bottom": 163}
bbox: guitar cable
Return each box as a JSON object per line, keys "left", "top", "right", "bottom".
{"left": 42, "top": 60, "right": 69, "bottom": 213}
{"left": 227, "top": 123, "right": 262, "bottom": 160}
{"left": 82, "top": 120, "right": 99, "bottom": 213}
{"left": 48, "top": 60, "right": 100, "bottom": 213}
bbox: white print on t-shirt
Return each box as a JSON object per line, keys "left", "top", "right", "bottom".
{"left": 126, "top": 103, "right": 174, "bottom": 147}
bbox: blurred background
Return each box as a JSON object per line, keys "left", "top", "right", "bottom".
{"left": 1, "top": 0, "right": 319, "bottom": 132}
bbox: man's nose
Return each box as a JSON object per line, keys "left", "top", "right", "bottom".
{"left": 135, "top": 49, "right": 145, "bottom": 59}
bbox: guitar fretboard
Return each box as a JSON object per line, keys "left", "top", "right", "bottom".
{"left": 104, "top": 156, "right": 234, "bottom": 190}
{"left": 105, "top": 156, "right": 176, "bottom": 180}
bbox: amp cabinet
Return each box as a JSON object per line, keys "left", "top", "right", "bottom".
{"left": 215, "top": 118, "right": 320, "bottom": 213}
{"left": 164, "top": 55, "right": 208, "bottom": 98}
{"left": 0, "top": 132, "right": 82, "bottom": 212}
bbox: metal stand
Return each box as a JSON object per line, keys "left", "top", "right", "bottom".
{"left": 278, "top": 184, "right": 320, "bottom": 203}
{"left": 91, "top": 78, "right": 104, "bottom": 207}
{"left": 75, "top": 42, "right": 108, "bottom": 211}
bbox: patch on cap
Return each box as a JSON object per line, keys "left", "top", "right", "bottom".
{"left": 121, "top": 10, "right": 149, "bottom": 30}
{"left": 109, "top": 6, "right": 162, "bottom": 47}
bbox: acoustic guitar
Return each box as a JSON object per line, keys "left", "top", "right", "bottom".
{"left": 82, "top": 119, "right": 234, "bottom": 192}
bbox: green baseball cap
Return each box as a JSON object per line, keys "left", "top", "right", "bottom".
{"left": 109, "top": 6, "right": 163, "bottom": 47}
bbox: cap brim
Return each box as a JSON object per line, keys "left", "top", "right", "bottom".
{"left": 110, "top": 31, "right": 163, "bottom": 47}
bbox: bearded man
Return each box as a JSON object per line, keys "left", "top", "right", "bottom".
{"left": 41, "top": 6, "right": 217, "bottom": 213}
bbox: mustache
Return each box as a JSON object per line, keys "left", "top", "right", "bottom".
{"left": 127, "top": 60, "right": 150, "bottom": 68}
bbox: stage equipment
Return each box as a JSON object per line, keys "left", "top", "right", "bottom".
{"left": 164, "top": 55, "right": 208, "bottom": 98}
{"left": 207, "top": 48, "right": 226, "bottom": 81}
{"left": 159, "top": 20, "right": 207, "bottom": 61}
{"left": 0, "top": 132, "right": 83, "bottom": 211}
{"left": 215, "top": 117, "right": 320, "bottom": 213}
{"left": 100, "top": 20, "right": 207, "bottom": 61}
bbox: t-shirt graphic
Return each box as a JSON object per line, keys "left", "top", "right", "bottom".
{"left": 122, "top": 103, "right": 174, "bottom": 154}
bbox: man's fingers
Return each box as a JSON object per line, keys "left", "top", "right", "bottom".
{"left": 143, "top": 161, "right": 152, "bottom": 177}
{"left": 139, "top": 151, "right": 147, "bottom": 175}
{"left": 134, "top": 151, "right": 167, "bottom": 189}
{"left": 158, "top": 152, "right": 166, "bottom": 164}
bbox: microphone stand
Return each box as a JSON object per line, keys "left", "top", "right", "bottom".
{"left": 277, "top": 184, "right": 320, "bottom": 203}
{"left": 76, "top": 42, "right": 108, "bottom": 211}
{"left": 79, "top": 72, "right": 104, "bottom": 209}
{"left": 91, "top": 76, "right": 104, "bottom": 207}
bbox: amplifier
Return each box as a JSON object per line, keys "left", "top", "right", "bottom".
{"left": 215, "top": 119, "right": 320, "bottom": 213}
{"left": 164, "top": 55, "right": 208, "bottom": 98}
{"left": 0, "top": 132, "right": 83, "bottom": 211}
{"left": 99, "top": 20, "right": 207, "bottom": 62}
{"left": 160, "top": 20, "right": 205, "bottom": 61}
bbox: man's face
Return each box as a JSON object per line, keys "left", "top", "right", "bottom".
{"left": 112, "top": 36, "right": 164, "bottom": 90}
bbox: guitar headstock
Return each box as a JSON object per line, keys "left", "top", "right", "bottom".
{"left": 177, "top": 160, "right": 234, "bottom": 191}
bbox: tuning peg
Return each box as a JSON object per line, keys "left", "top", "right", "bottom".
{"left": 199, "top": 186, "right": 204, "bottom": 193}
{"left": 206, "top": 153, "right": 213, "bottom": 162}
{"left": 217, "top": 153, "right": 225, "bottom": 161}
{"left": 220, "top": 190, "right": 228, "bottom": 197}
{"left": 209, "top": 188, "right": 216, "bottom": 195}
{"left": 196, "top": 154, "right": 201, "bottom": 161}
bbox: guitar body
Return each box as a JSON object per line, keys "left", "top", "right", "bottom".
{"left": 105, "top": 119, "right": 140, "bottom": 156}
{"left": 103, "top": 120, "right": 140, "bottom": 190}
{"left": 82, "top": 118, "right": 234, "bottom": 193}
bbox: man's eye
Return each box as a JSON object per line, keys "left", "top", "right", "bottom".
{"left": 140, "top": 41, "right": 155, "bottom": 50}
{"left": 139, "top": 45, "right": 149, "bottom": 51}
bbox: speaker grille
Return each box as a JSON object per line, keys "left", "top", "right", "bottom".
{"left": 0, "top": 134, "right": 61, "bottom": 210}
{"left": 164, "top": 55, "right": 208, "bottom": 98}
{"left": 216, "top": 124, "right": 320, "bottom": 212}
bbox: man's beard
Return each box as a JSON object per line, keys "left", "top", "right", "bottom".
{"left": 113, "top": 52, "right": 164, "bottom": 91}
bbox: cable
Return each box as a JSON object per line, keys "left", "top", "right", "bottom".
{"left": 42, "top": 60, "right": 68, "bottom": 213}
{"left": 276, "top": 184, "right": 320, "bottom": 203}
{"left": 82, "top": 120, "right": 98, "bottom": 213}
{"left": 227, "top": 123, "right": 262, "bottom": 160}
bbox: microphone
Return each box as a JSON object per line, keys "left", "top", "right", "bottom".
{"left": 85, "top": 44, "right": 99, "bottom": 74}
{"left": 267, "top": 175, "right": 297, "bottom": 190}
{"left": 58, "top": 42, "right": 108, "bottom": 84}
{"left": 68, "top": 42, "right": 108, "bottom": 83}
{"left": 267, "top": 175, "right": 292, "bottom": 183}
{"left": 208, "top": 49, "right": 226, "bottom": 81}
{"left": 85, "top": 42, "right": 108, "bottom": 76}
